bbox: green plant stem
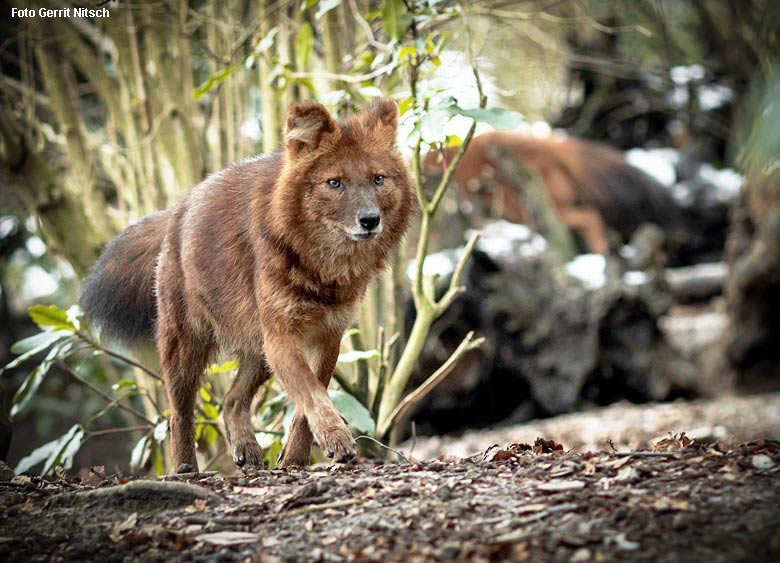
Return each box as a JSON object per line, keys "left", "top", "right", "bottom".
{"left": 77, "top": 331, "right": 162, "bottom": 381}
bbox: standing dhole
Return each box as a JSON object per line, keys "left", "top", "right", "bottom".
{"left": 80, "top": 100, "right": 416, "bottom": 473}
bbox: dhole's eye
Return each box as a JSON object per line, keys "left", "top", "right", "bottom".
{"left": 374, "top": 175, "right": 384, "bottom": 186}
{"left": 326, "top": 178, "right": 342, "bottom": 189}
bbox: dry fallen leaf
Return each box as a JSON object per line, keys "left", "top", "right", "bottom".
{"left": 538, "top": 480, "right": 586, "bottom": 492}
{"left": 108, "top": 512, "right": 138, "bottom": 543}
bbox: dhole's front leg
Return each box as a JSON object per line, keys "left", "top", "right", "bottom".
{"left": 277, "top": 330, "right": 342, "bottom": 467}
{"left": 263, "top": 330, "right": 355, "bottom": 464}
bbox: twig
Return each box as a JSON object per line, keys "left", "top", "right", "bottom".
{"left": 77, "top": 331, "right": 162, "bottom": 381}
{"left": 286, "top": 498, "right": 362, "bottom": 516}
{"left": 88, "top": 425, "right": 152, "bottom": 438}
{"left": 492, "top": 503, "right": 579, "bottom": 542}
{"left": 289, "top": 62, "right": 396, "bottom": 84}
{"left": 612, "top": 451, "right": 683, "bottom": 457}
{"left": 384, "top": 331, "right": 484, "bottom": 433}
{"left": 58, "top": 361, "right": 156, "bottom": 425}
{"left": 355, "top": 435, "right": 409, "bottom": 463}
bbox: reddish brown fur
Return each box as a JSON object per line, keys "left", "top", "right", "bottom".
{"left": 84, "top": 100, "right": 416, "bottom": 472}
{"left": 426, "top": 131, "right": 682, "bottom": 254}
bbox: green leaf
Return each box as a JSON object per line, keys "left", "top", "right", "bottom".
{"left": 4, "top": 331, "right": 68, "bottom": 372}
{"left": 202, "top": 403, "right": 219, "bottom": 420}
{"left": 10, "top": 330, "right": 66, "bottom": 355}
{"left": 315, "top": 0, "right": 340, "bottom": 19}
{"left": 398, "top": 97, "right": 414, "bottom": 115}
{"left": 112, "top": 379, "right": 138, "bottom": 392}
{"left": 329, "top": 390, "right": 375, "bottom": 434}
{"left": 42, "top": 424, "right": 85, "bottom": 475}
{"left": 153, "top": 419, "right": 169, "bottom": 442}
{"left": 194, "top": 61, "right": 242, "bottom": 100}
{"left": 295, "top": 22, "right": 313, "bottom": 71}
{"left": 338, "top": 349, "right": 380, "bottom": 363}
{"left": 207, "top": 360, "right": 239, "bottom": 375}
{"left": 199, "top": 387, "right": 211, "bottom": 402}
{"left": 130, "top": 434, "right": 151, "bottom": 470}
{"left": 445, "top": 105, "right": 526, "bottom": 130}
{"left": 263, "top": 437, "right": 283, "bottom": 469}
{"left": 301, "top": 0, "right": 319, "bottom": 10}
{"left": 10, "top": 342, "right": 70, "bottom": 417}
{"left": 204, "top": 425, "right": 219, "bottom": 446}
{"left": 29, "top": 304, "right": 76, "bottom": 332}
{"left": 382, "top": 0, "right": 411, "bottom": 41}
{"left": 14, "top": 437, "right": 60, "bottom": 474}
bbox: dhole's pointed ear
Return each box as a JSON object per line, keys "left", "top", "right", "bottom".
{"left": 285, "top": 102, "right": 338, "bottom": 158}
{"left": 361, "top": 99, "right": 399, "bottom": 145}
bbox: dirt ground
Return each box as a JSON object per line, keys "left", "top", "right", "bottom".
{"left": 1, "top": 395, "right": 779, "bottom": 563}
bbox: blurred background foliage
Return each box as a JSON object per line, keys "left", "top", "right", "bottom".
{"left": 0, "top": 0, "right": 778, "bottom": 475}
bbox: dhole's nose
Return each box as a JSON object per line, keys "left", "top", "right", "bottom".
{"left": 358, "top": 210, "right": 381, "bottom": 231}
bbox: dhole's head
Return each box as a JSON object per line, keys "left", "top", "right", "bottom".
{"left": 277, "top": 100, "right": 416, "bottom": 248}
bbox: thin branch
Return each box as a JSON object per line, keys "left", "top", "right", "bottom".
{"left": 355, "top": 435, "right": 409, "bottom": 463}
{"left": 436, "top": 230, "right": 481, "bottom": 315}
{"left": 88, "top": 425, "right": 152, "bottom": 438}
{"left": 77, "top": 331, "right": 162, "bottom": 381}
{"left": 58, "top": 360, "right": 156, "bottom": 425}
{"left": 383, "top": 331, "right": 484, "bottom": 435}
{"left": 286, "top": 498, "right": 362, "bottom": 516}
{"left": 289, "top": 62, "right": 397, "bottom": 84}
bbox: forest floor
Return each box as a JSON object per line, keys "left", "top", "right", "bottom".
{"left": 1, "top": 393, "right": 779, "bottom": 562}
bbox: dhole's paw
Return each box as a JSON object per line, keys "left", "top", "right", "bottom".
{"left": 232, "top": 441, "right": 265, "bottom": 468}
{"left": 314, "top": 424, "right": 355, "bottom": 463}
{"left": 175, "top": 463, "right": 196, "bottom": 474}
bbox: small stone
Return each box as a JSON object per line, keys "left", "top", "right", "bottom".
{"left": 752, "top": 455, "right": 774, "bottom": 469}
{"left": 571, "top": 548, "right": 591, "bottom": 562}
{"left": 237, "top": 478, "right": 248, "bottom": 486}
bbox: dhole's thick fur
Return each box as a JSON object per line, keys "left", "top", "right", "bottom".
{"left": 427, "top": 132, "right": 683, "bottom": 254}
{"left": 81, "top": 100, "right": 415, "bottom": 472}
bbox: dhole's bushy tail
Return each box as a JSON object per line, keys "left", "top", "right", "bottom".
{"left": 80, "top": 212, "right": 168, "bottom": 344}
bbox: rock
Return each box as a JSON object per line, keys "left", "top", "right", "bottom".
{"left": 751, "top": 455, "right": 774, "bottom": 470}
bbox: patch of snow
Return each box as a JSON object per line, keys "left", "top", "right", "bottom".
{"left": 625, "top": 148, "right": 679, "bottom": 187}
{"left": 697, "top": 164, "right": 743, "bottom": 200}
{"left": 25, "top": 236, "right": 46, "bottom": 258}
{"left": 474, "top": 220, "right": 547, "bottom": 264}
{"left": 698, "top": 84, "right": 734, "bottom": 112}
{"left": 670, "top": 64, "right": 705, "bottom": 85}
{"left": 565, "top": 254, "right": 606, "bottom": 290}
{"left": 623, "top": 271, "right": 648, "bottom": 286}
{"left": 406, "top": 248, "right": 463, "bottom": 281}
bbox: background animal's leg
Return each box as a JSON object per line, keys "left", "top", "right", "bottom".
{"left": 222, "top": 354, "right": 272, "bottom": 468}
{"left": 278, "top": 332, "right": 341, "bottom": 467}
{"left": 158, "top": 326, "right": 211, "bottom": 474}
{"left": 558, "top": 206, "right": 610, "bottom": 255}
{"left": 264, "top": 330, "right": 354, "bottom": 464}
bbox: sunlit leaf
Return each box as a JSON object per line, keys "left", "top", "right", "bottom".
{"left": 329, "top": 390, "right": 375, "bottom": 434}
{"left": 153, "top": 419, "right": 169, "bottom": 442}
{"left": 382, "top": 0, "right": 411, "bottom": 41}
{"left": 207, "top": 360, "right": 239, "bottom": 375}
{"left": 29, "top": 304, "right": 76, "bottom": 332}
{"left": 14, "top": 437, "right": 60, "bottom": 474}
{"left": 42, "top": 424, "right": 85, "bottom": 475}
{"left": 204, "top": 425, "right": 219, "bottom": 446}
{"left": 359, "top": 85, "right": 383, "bottom": 98}
{"left": 256, "top": 27, "right": 279, "bottom": 53}
{"left": 199, "top": 387, "right": 211, "bottom": 402}
{"left": 202, "top": 403, "right": 219, "bottom": 420}
{"left": 130, "top": 434, "right": 151, "bottom": 470}
{"left": 112, "top": 379, "right": 138, "bottom": 392}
